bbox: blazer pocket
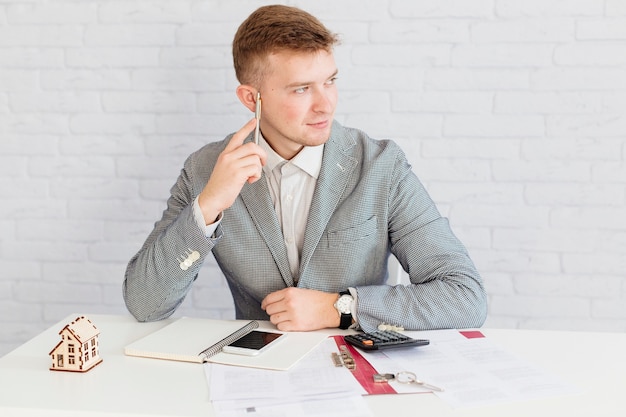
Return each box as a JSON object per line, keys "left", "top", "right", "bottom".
{"left": 327, "top": 216, "right": 378, "bottom": 248}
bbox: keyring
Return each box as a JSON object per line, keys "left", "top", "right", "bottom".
{"left": 395, "top": 371, "right": 418, "bottom": 384}
{"left": 395, "top": 371, "right": 444, "bottom": 392}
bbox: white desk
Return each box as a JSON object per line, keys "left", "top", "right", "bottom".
{"left": 0, "top": 314, "right": 624, "bottom": 416}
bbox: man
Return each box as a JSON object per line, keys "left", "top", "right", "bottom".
{"left": 123, "top": 5, "right": 487, "bottom": 333}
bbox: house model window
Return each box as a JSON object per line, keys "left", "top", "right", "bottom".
{"left": 49, "top": 315, "right": 103, "bottom": 373}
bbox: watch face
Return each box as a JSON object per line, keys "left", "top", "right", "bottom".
{"left": 336, "top": 295, "right": 353, "bottom": 314}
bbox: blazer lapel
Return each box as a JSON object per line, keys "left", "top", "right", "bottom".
{"left": 299, "top": 123, "right": 358, "bottom": 278}
{"left": 239, "top": 177, "right": 295, "bottom": 287}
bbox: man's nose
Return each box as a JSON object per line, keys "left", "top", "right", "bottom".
{"left": 312, "top": 88, "right": 334, "bottom": 113}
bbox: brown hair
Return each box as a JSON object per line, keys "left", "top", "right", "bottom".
{"left": 232, "top": 5, "right": 340, "bottom": 86}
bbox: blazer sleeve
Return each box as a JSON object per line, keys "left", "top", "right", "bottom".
{"left": 354, "top": 148, "right": 488, "bottom": 332}
{"left": 122, "top": 154, "right": 219, "bottom": 322}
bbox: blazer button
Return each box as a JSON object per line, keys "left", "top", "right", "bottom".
{"left": 178, "top": 249, "right": 200, "bottom": 271}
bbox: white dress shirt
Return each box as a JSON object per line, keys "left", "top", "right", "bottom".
{"left": 260, "top": 136, "right": 323, "bottom": 282}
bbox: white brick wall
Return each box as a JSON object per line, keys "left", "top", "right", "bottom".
{"left": 1, "top": 0, "right": 625, "bottom": 356}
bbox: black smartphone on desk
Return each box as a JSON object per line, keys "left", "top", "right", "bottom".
{"left": 222, "top": 330, "right": 284, "bottom": 356}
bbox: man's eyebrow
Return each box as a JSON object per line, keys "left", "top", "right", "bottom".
{"left": 285, "top": 69, "right": 339, "bottom": 88}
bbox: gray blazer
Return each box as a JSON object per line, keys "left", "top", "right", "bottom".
{"left": 123, "top": 121, "right": 487, "bottom": 332}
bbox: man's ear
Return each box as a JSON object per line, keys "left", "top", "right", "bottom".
{"left": 236, "top": 85, "right": 258, "bottom": 113}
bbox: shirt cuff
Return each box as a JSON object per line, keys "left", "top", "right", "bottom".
{"left": 193, "top": 196, "right": 221, "bottom": 238}
{"left": 347, "top": 287, "right": 359, "bottom": 329}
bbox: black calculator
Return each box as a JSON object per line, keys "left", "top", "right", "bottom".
{"left": 344, "top": 330, "right": 429, "bottom": 351}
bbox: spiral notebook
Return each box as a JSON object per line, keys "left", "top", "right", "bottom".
{"left": 124, "top": 317, "right": 327, "bottom": 370}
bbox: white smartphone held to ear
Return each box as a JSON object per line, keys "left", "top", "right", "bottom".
{"left": 222, "top": 330, "right": 284, "bottom": 356}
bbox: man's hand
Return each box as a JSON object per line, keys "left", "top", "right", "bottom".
{"left": 198, "top": 118, "right": 267, "bottom": 224}
{"left": 261, "top": 288, "right": 340, "bottom": 331}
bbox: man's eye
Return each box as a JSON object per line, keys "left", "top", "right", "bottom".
{"left": 294, "top": 87, "right": 307, "bottom": 94}
{"left": 326, "top": 77, "right": 338, "bottom": 85}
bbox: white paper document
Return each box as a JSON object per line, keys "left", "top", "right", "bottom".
{"left": 206, "top": 329, "right": 578, "bottom": 412}
{"left": 359, "top": 329, "right": 580, "bottom": 408}
{"left": 212, "top": 394, "right": 372, "bottom": 417}
{"left": 206, "top": 338, "right": 371, "bottom": 417}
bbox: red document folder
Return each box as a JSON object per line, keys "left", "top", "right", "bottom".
{"left": 331, "top": 335, "right": 397, "bottom": 395}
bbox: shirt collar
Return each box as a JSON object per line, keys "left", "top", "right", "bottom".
{"left": 261, "top": 134, "right": 324, "bottom": 180}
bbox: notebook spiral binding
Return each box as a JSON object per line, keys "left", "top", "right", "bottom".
{"left": 198, "top": 320, "right": 259, "bottom": 359}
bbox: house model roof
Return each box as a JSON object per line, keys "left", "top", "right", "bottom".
{"left": 61, "top": 316, "right": 100, "bottom": 343}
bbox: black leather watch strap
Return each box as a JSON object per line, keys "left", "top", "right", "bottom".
{"left": 339, "top": 312, "right": 352, "bottom": 329}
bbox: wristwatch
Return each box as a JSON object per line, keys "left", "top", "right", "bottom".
{"left": 334, "top": 290, "right": 354, "bottom": 330}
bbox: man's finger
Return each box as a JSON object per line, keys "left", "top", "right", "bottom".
{"left": 224, "top": 118, "right": 257, "bottom": 151}
{"left": 261, "top": 288, "right": 287, "bottom": 311}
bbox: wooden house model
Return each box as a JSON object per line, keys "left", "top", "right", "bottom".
{"left": 49, "top": 315, "right": 103, "bottom": 372}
